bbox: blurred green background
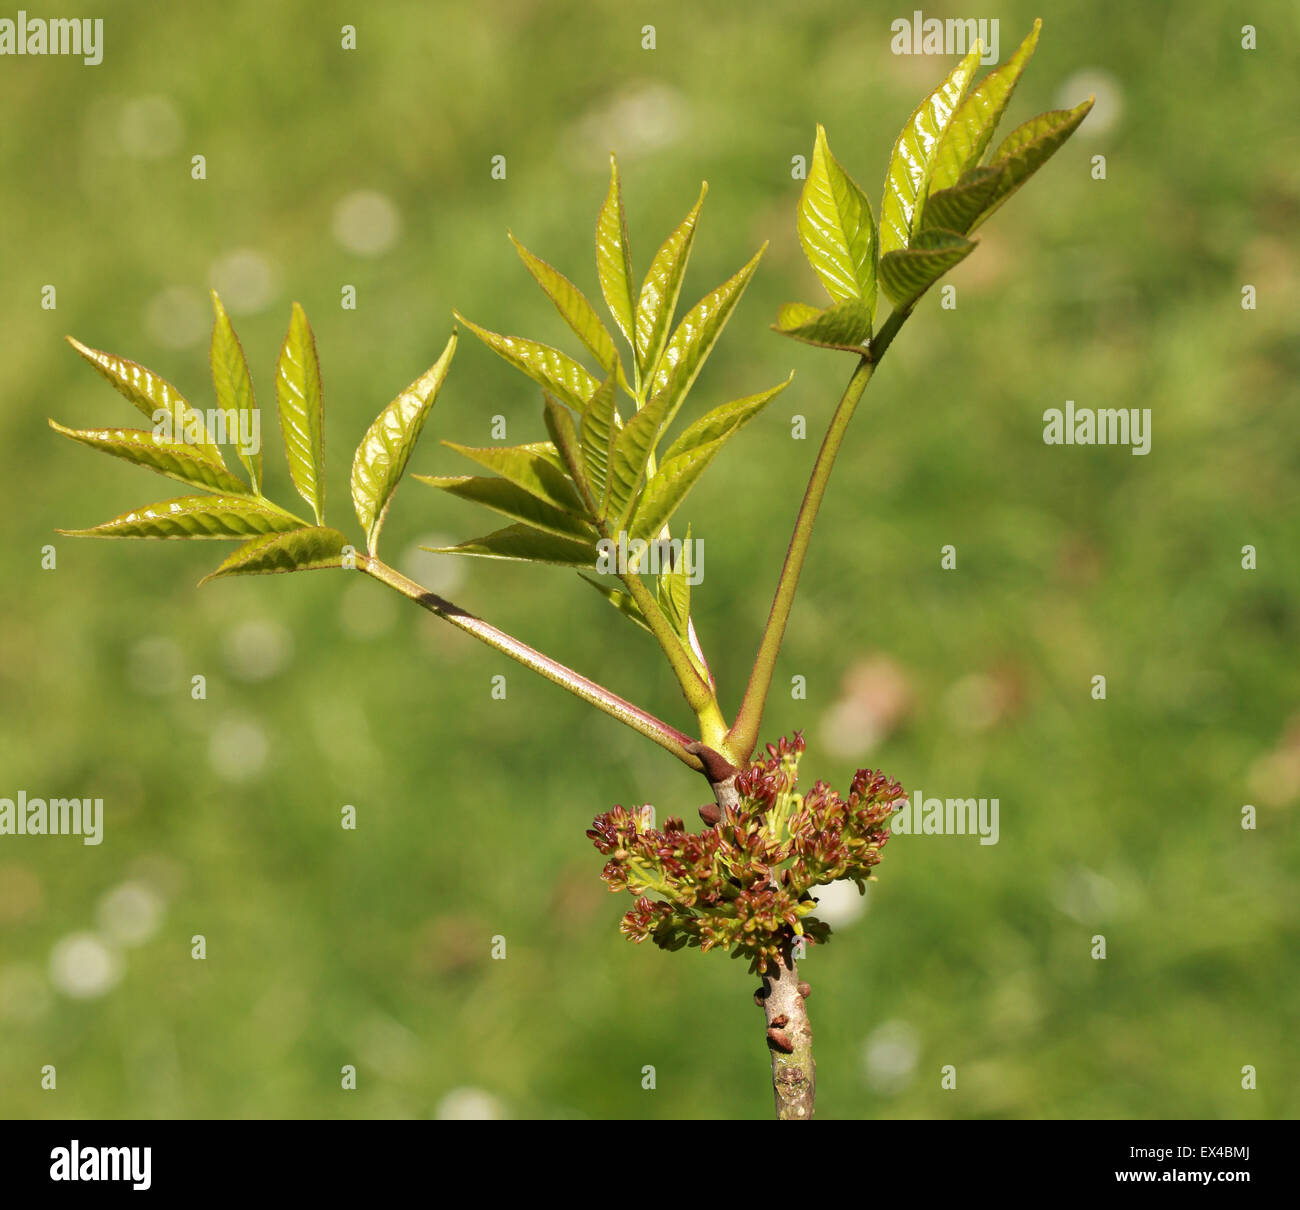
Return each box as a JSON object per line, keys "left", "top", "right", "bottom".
{"left": 2, "top": 0, "right": 1297, "bottom": 1120}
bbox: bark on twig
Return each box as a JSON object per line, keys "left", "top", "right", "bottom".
{"left": 758, "top": 943, "right": 815, "bottom": 1120}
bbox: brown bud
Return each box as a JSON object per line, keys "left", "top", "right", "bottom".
{"left": 698, "top": 801, "right": 722, "bottom": 826}
{"left": 797, "top": 981, "right": 812, "bottom": 999}
{"left": 769, "top": 1012, "right": 789, "bottom": 1028}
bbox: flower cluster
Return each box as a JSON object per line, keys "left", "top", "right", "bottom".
{"left": 586, "top": 733, "right": 904, "bottom": 972}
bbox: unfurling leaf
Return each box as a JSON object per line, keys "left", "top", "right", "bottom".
{"left": 579, "top": 376, "right": 620, "bottom": 508}
{"left": 442, "top": 440, "right": 583, "bottom": 514}
{"left": 646, "top": 243, "right": 766, "bottom": 435}
{"left": 351, "top": 331, "right": 457, "bottom": 556}
{"left": 275, "top": 302, "right": 326, "bottom": 524}
{"left": 798, "top": 126, "right": 877, "bottom": 315}
{"left": 635, "top": 182, "right": 706, "bottom": 383}
{"left": 453, "top": 313, "right": 599, "bottom": 412}
{"left": 209, "top": 291, "right": 262, "bottom": 494}
{"left": 424, "top": 523, "right": 598, "bottom": 566}
{"left": 48, "top": 421, "right": 251, "bottom": 495}
{"left": 928, "top": 21, "right": 1041, "bottom": 195}
{"left": 510, "top": 234, "right": 622, "bottom": 380}
{"left": 67, "top": 336, "right": 227, "bottom": 467}
{"left": 200, "top": 525, "right": 349, "bottom": 584}
{"left": 661, "top": 375, "right": 792, "bottom": 463}
{"left": 657, "top": 523, "right": 693, "bottom": 637}
{"left": 879, "top": 228, "right": 976, "bottom": 308}
{"left": 596, "top": 153, "right": 637, "bottom": 349}
{"left": 629, "top": 436, "right": 727, "bottom": 539}
{"left": 58, "top": 495, "right": 304, "bottom": 540}
{"left": 413, "top": 475, "right": 597, "bottom": 541}
{"left": 773, "top": 299, "right": 873, "bottom": 353}
{"left": 879, "top": 43, "right": 983, "bottom": 255}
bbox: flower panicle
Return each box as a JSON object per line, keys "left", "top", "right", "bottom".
{"left": 587, "top": 734, "right": 905, "bottom": 971}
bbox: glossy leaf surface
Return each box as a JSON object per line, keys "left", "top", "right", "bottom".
{"left": 879, "top": 228, "right": 975, "bottom": 308}
{"left": 424, "top": 523, "right": 597, "bottom": 566}
{"left": 209, "top": 291, "right": 262, "bottom": 493}
{"left": 274, "top": 302, "right": 326, "bottom": 524}
{"left": 351, "top": 331, "right": 457, "bottom": 555}
{"left": 200, "top": 526, "right": 349, "bottom": 583}
{"left": 773, "top": 299, "right": 873, "bottom": 352}
{"left": 49, "top": 421, "right": 250, "bottom": 495}
{"left": 798, "top": 125, "right": 877, "bottom": 312}
{"left": 58, "top": 495, "right": 303, "bottom": 540}
{"left": 454, "top": 313, "right": 598, "bottom": 412}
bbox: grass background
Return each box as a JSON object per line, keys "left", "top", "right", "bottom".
{"left": 1, "top": 0, "right": 1297, "bottom": 1119}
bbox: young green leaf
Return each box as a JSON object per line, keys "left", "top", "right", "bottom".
{"left": 928, "top": 20, "right": 1041, "bottom": 195}
{"left": 773, "top": 299, "right": 873, "bottom": 353}
{"left": 645, "top": 243, "right": 766, "bottom": 436}
{"left": 209, "top": 291, "right": 262, "bottom": 494}
{"left": 798, "top": 126, "right": 877, "bottom": 314}
{"left": 413, "top": 475, "right": 597, "bottom": 541}
{"left": 57, "top": 495, "right": 305, "bottom": 540}
{"left": 635, "top": 182, "right": 707, "bottom": 383}
{"left": 596, "top": 153, "right": 637, "bottom": 349}
{"left": 275, "top": 302, "right": 326, "bottom": 524}
{"left": 879, "top": 43, "right": 983, "bottom": 255}
{"left": 67, "top": 337, "right": 227, "bottom": 468}
{"left": 579, "top": 575, "right": 653, "bottom": 633}
{"left": 510, "top": 234, "right": 622, "bottom": 380}
{"left": 199, "top": 525, "right": 349, "bottom": 584}
{"left": 351, "top": 331, "right": 457, "bottom": 556}
{"left": 453, "top": 313, "right": 599, "bottom": 412}
{"left": 579, "top": 376, "right": 619, "bottom": 507}
{"left": 602, "top": 387, "right": 673, "bottom": 531}
{"left": 424, "top": 523, "right": 598, "bottom": 566}
{"left": 966, "top": 98, "right": 1095, "bottom": 232}
{"left": 920, "top": 167, "right": 1001, "bottom": 236}
{"left": 879, "top": 228, "right": 976, "bottom": 309}
{"left": 628, "top": 436, "right": 726, "bottom": 540}
{"left": 442, "top": 440, "right": 583, "bottom": 514}
{"left": 542, "top": 394, "right": 598, "bottom": 514}
{"left": 661, "top": 375, "right": 792, "bottom": 463}
{"left": 48, "top": 421, "right": 251, "bottom": 495}
{"left": 657, "top": 523, "right": 693, "bottom": 637}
